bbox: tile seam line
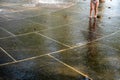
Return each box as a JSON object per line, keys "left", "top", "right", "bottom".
{"left": 35, "top": 32, "right": 71, "bottom": 48}
{"left": 0, "top": 18, "right": 80, "bottom": 40}
{"left": 0, "top": 36, "right": 86, "bottom": 67}
{"left": 0, "top": 27, "right": 119, "bottom": 61}
{"left": 0, "top": 44, "right": 85, "bottom": 67}
{"left": 0, "top": 19, "right": 93, "bottom": 40}
{"left": 0, "top": 19, "right": 80, "bottom": 40}
{"left": 0, "top": 53, "right": 48, "bottom": 67}
{"left": 0, "top": 9, "right": 51, "bottom": 23}
{"left": 37, "top": 29, "right": 120, "bottom": 49}
{"left": 0, "top": 26, "right": 120, "bottom": 66}
{"left": 3, "top": 3, "right": 75, "bottom": 23}
{"left": 48, "top": 54, "right": 93, "bottom": 80}
{"left": 0, "top": 20, "right": 78, "bottom": 39}
{"left": 0, "top": 47, "right": 17, "bottom": 62}
{"left": 0, "top": 26, "right": 119, "bottom": 45}
{"left": 0, "top": 48, "right": 70, "bottom": 67}
{"left": 2, "top": 8, "right": 78, "bottom": 24}
{"left": 69, "top": 30, "right": 120, "bottom": 49}
{"left": 0, "top": 27, "right": 16, "bottom": 36}
{"left": 0, "top": 29, "right": 119, "bottom": 66}
{"left": 28, "top": 18, "right": 80, "bottom": 32}
{"left": 0, "top": 31, "right": 37, "bottom": 40}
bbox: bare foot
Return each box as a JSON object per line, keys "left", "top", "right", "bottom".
{"left": 94, "top": 15, "right": 97, "bottom": 18}
{"left": 89, "top": 16, "right": 92, "bottom": 18}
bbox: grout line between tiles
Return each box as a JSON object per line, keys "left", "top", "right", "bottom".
{"left": 0, "top": 36, "right": 13, "bottom": 40}
{"left": 48, "top": 54, "right": 93, "bottom": 80}
{"left": 0, "top": 3, "right": 88, "bottom": 40}
{"left": 35, "top": 32, "right": 71, "bottom": 48}
{"left": 0, "top": 19, "right": 77, "bottom": 40}
{"left": 0, "top": 48, "right": 69, "bottom": 66}
{"left": 0, "top": 31, "right": 37, "bottom": 40}
{"left": 0, "top": 27, "right": 16, "bottom": 37}
{"left": 0, "top": 15, "right": 80, "bottom": 40}
{"left": 0, "top": 25, "right": 120, "bottom": 67}
{"left": 70, "top": 30, "right": 120, "bottom": 49}
{"left": 0, "top": 47, "right": 17, "bottom": 62}
{"left": 0, "top": 55, "right": 46, "bottom": 67}
{"left": 0, "top": 19, "right": 92, "bottom": 40}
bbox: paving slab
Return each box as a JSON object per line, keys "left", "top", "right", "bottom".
{"left": 0, "top": 19, "right": 47, "bottom": 35}
{"left": 98, "top": 31, "right": 120, "bottom": 50}
{"left": 0, "top": 56, "right": 88, "bottom": 80}
{"left": 0, "top": 33, "right": 68, "bottom": 60}
{"left": 39, "top": 24, "right": 102, "bottom": 47}
{"left": 0, "top": 0, "right": 120, "bottom": 80}
{"left": 27, "top": 14, "right": 78, "bottom": 28}
{"left": 51, "top": 43, "right": 120, "bottom": 80}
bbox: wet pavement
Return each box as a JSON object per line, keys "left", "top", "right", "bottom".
{"left": 0, "top": 0, "right": 120, "bottom": 80}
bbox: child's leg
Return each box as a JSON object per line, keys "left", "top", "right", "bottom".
{"left": 90, "top": 2, "right": 94, "bottom": 17}
{"left": 94, "top": 2, "right": 99, "bottom": 17}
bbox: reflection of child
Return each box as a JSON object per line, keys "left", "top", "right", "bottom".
{"left": 88, "top": 18, "right": 97, "bottom": 42}
{"left": 90, "top": 0, "right": 99, "bottom": 18}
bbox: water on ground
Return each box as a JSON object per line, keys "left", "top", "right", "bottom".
{"left": 0, "top": 0, "right": 120, "bottom": 80}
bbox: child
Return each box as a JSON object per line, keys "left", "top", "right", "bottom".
{"left": 90, "top": 0, "right": 99, "bottom": 18}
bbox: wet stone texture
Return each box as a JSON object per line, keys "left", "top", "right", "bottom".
{"left": 0, "top": 19, "right": 48, "bottom": 35}
{"left": 98, "top": 31, "right": 120, "bottom": 50}
{"left": 38, "top": 22, "right": 102, "bottom": 47}
{"left": 0, "top": 28, "right": 11, "bottom": 38}
{"left": 0, "top": 33, "right": 68, "bottom": 60}
{"left": 0, "top": 0, "right": 120, "bottom": 80}
{"left": 51, "top": 43, "right": 120, "bottom": 80}
{"left": 0, "top": 48, "right": 13, "bottom": 64}
{"left": 0, "top": 56, "right": 87, "bottom": 80}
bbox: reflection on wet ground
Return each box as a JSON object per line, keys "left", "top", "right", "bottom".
{"left": 0, "top": 0, "right": 120, "bottom": 80}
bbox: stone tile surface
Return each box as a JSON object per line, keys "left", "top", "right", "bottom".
{"left": 52, "top": 43, "right": 120, "bottom": 80}
{"left": 0, "top": 0, "right": 120, "bottom": 80}
{"left": 39, "top": 24, "right": 102, "bottom": 46}
{"left": 0, "top": 33, "right": 67, "bottom": 60}
{"left": 0, "top": 56, "right": 87, "bottom": 80}
{"left": 0, "top": 28, "right": 11, "bottom": 38}
{"left": 27, "top": 14, "right": 77, "bottom": 28}
{"left": 98, "top": 31, "right": 120, "bottom": 50}
{"left": 0, "top": 48, "right": 13, "bottom": 64}
{"left": 0, "top": 19, "right": 47, "bottom": 35}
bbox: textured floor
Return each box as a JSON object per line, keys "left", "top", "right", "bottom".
{"left": 0, "top": 0, "right": 120, "bottom": 80}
